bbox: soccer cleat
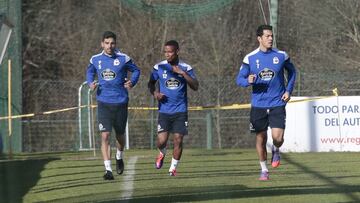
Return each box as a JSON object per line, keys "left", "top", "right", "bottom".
{"left": 271, "top": 147, "right": 281, "bottom": 168}
{"left": 155, "top": 152, "right": 165, "bottom": 169}
{"left": 169, "top": 169, "right": 177, "bottom": 176}
{"left": 259, "top": 171, "right": 269, "bottom": 181}
{"left": 116, "top": 158, "right": 124, "bottom": 175}
{"left": 103, "top": 170, "right": 114, "bottom": 180}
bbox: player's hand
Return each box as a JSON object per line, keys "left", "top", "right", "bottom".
{"left": 172, "top": 65, "right": 185, "bottom": 76}
{"left": 154, "top": 91, "right": 166, "bottom": 101}
{"left": 282, "top": 91, "right": 291, "bottom": 102}
{"left": 124, "top": 78, "right": 133, "bottom": 90}
{"left": 248, "top": 74, "right": 256, "bottom": 84}
{"left": 89, "top": 82, "right": 97, "bottom": 91}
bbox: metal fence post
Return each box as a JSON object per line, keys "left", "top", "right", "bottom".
{"left": 78, "top": 81, "right": 87, "bottom": 150}
{"left": 87, "top": 88, "right": 93, "bottom": 149}
{"left": 206, "top": 111, "right": 212, "bottom": 149}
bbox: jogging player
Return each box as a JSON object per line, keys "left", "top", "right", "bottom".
{"left": 86, "top": 31, "right": 140, "bottom": 180}
{"left": 236, "top": 25, "right": 296, "bottom": 181}
{"left": 148, "top": 40, "right": 199, "bottom": 176}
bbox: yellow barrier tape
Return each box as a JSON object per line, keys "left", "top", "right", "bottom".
{"left": 0, "top": 95, "right": 337, "bottom": 120}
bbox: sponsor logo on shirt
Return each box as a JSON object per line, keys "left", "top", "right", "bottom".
{"left": 165, "top": 78, "right": 180, "bottom": 89}
{"left": 162, "top": 70, "right": 167, "bottom": 79}
{"left": 101, "top": 69, "right": 116, "bottom": 81}
{"left": 258, "top": 68, "right": 275, "bottom": 81}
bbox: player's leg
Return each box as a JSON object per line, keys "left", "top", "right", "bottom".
{"left": 250, "top": 107, "right": 270, "bottom": 180}
{"left": 113, "top": 103, "right": 128, "bottom": 175}
{"left": 256, "top": 131, "right": 269, "bottom": 180}
{"left": 169, "top": 133, "right": 183, "bottom": 176}
{"left": 155, "top": 131, "right": 169, "bottom": 169}
{"left": 269, "top": 106, "right": 286, "bottom": 168}
{"left": 168, "top": 112, "right": 188, "bottom": 176}
{"left": 97, "top": 101, "right": 114, "bottom": 180}
{"left": 155, "top": 113, "right": 170, "bottom": 169}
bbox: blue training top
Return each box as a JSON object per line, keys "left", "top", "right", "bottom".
{"left": 236, "top": 48, "right": 296, "bottom": 108}
{"left": 86, "top": 50, "right": 140, "bottom": 104}
{"left": 150, "top": 60, "right": 197, "bottom": 114}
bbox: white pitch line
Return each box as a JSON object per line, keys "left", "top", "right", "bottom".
{"left": 120, "top": 156, "right": 138, "bottom": 200}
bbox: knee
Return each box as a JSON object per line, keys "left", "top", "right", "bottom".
{"left": 173, "top": 135, "right": 183, "bottom": 147}
{"left": 273, "top": 137, "right": 284, "bottom": 147}
{"left": 101, "top": 132, "right": 110, "bottom": 142}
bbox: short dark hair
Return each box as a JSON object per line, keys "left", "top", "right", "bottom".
{"left": 256, "top": 25, "right": 272, "bottom": 37}
{"left": 102, "top": 31, "right": 116, "bottom": 42}
{"left": 165, "top": 40, "right": 179, "bottom": 50}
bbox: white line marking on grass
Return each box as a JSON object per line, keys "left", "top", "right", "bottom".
{"left": 121, "top": 156, "right": 138, "bottom": 200}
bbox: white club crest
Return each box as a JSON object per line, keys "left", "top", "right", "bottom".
{"left": 273, "top": 57, "right": 279, "bottom": 64}
{"left": 114, "top": 59, "right": 120, "bottom": 66}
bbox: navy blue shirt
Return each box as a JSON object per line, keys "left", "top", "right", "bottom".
{"left": 150, "top": 60, "right": 197, "bottom": 114}
{"left": 236, "top": 48, "right": 296, "bottom": 108}
{"left": 86, "top": 50, "right": 140, "bottom": 104}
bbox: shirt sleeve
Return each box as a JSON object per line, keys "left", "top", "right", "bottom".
{"left": 284, "top": 58, "right": 297, "bottom": 94}
{"left": 186, "top": 66, "right": 197, "bottom": 79}
{"left": 125, "top": 59, "right": 141, "bottom": 86}
{"left": 86, "top": 63, "right": 97, "bottom": 86}
{"left": 149, "top": 66, "right": 159, "bottom": 82}
{"left": 236, "top": 63, "right": 251, "bottom": 87}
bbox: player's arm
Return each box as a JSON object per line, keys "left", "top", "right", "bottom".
{"left": 148, "top": 68, "right": 165, "bottom": 101}
{"left": 236, "top": 63, "right": 253, "bottom": 87}
{"left": 86, "top": 63, "right": 97, "bottom": 91}
{"left": 124, "top": 60, "right": 141, "bottom": 90}
{"left": 284, "top": 58, "right": 296, "bottom": 94}
{"left": 282, "top": 58, "right": 297, "bottom": 102}
{"left": 172, "top": 65, "right": 199, "bottom": 91}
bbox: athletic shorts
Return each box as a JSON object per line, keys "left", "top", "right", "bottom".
{"left": 157, "top": 112, "right": 188, "bottom": 135}
{"left": 97, "top": 101, "right": 128, "bottom": 135}
{"left": 250, "top": 106, "right": 286, "bottom": 133}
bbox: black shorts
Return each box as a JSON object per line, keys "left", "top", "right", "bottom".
{"left": 158, "top": 112, "right": 188, "bottom": 135}
{"left": 250, "top": 106, "right": 286, "bottom": 133}
{"left": 97, "top": 101, "right": 128, "bottom": 135}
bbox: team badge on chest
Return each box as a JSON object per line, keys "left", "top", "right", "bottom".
{"left": 273, "top": 57, "right": 279, "bottom": 64}
{"left": 114, "top": 59, "right": 120, "bottom": 66}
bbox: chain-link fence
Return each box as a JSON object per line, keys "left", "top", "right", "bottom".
{"left": 3, "top": 0, "right": 358, "bottom": 153}
{"left": 19, "top": 71, "right": 360, "bottom": 152}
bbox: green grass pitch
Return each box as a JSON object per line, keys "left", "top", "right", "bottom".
{"left": 1, "top": 149, "right": 359, "bottom": 202}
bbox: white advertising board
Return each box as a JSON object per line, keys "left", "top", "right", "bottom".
{"left": 267, "top": 96, "right": 360, "bottom": 152}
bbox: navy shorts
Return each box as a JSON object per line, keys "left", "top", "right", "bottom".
{"left": 158, "top": 112, "right": 188, "bottom": 135}
{"left": 97, "top": 101, "right": 128, "bottom": 135}
{"left": 250, "top": 106, "right": 286, "bottom": 133}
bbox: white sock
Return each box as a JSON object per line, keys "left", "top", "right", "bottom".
{"left": 104, "top": 160, "right": 112, "bottom": 172}
{"left": 159, "top": 148, "right": 167, "bottom": 156}
{"left": 169, "top": 158, "right": 179, "bottom": 171}
{"left": 260, "top": 161, "right": 268, "bottom": 172}
{"left": 116, "top": 150, "right": 123, "bottom": 160}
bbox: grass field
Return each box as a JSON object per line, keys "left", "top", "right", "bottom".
{"left": 0, "top": 149, "right": 359, "bottom": 203}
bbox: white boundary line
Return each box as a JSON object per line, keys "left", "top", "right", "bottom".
{"left": 121, "top": 156, "right": 138, "bottom": 200}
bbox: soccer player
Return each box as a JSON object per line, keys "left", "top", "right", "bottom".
{"left": 86, "top": 31, "right": 140, "bottom": 180}
{"left": 236, "top": 25, "right": 296, "bottom": 180}
{"left": 148, "top": 40, "right": 199, "bottom": 176}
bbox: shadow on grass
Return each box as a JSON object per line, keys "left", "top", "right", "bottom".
{"left": 0, "top": 158, "right": 59, "bottom": 203}
{"left": 51, "top": 183, "right": 360, "bottom": 203}
{"left": 282, "top": 154, "right": 360, "bottom": 202}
